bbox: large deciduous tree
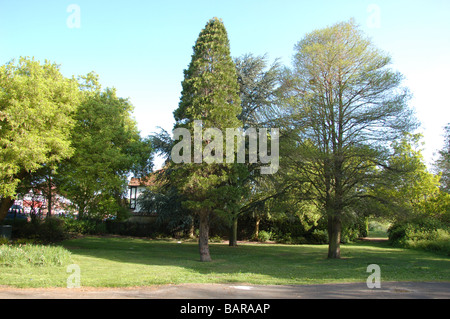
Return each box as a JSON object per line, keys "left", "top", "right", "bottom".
{"left": 171, "top": 17, "right": 242, "bottom": 261}
{"left": 57, "top": 73, "right": 152, "bottom": 220}
{"left": 0, "top": 57, "right": 80, "bottom": 222}
{"left": 281, "top": 20, "right": 417, "bottom": 258}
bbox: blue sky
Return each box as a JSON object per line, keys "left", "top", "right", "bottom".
{"left": 1, "top": 0, "right": 449, "bottom": 168}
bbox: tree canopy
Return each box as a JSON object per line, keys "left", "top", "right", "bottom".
{"left": 280, "top": 20, "right": 417, "bottom": 258}
{"left": 0, "top": 60, "right": 152, "bottom": 223}
{"left": 57, "top": 73, "right": 152, "bottom": 220}
{"left": 0, "top": 57, "right": 80, "bottom": 221}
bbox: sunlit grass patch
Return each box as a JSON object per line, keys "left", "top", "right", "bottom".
{"left": 0, "top": 244, "right": 72, "bottom": 267}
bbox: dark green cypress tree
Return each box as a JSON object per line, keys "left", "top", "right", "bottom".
{"left": 172, "top": 18, "right": 242, "bottom": 262}
{"left": 174, "top": 17, "right": 241, "bottom": 128}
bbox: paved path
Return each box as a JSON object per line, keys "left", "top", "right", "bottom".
{"left": 0, "top": 282, "right": 449, "bottom": 299}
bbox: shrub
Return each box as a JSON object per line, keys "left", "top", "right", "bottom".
{"left": 106, "top": 220, "right": 158, "bottom": 237}
{"left": 308, "top": 229, "right": 328, "bottom": 244}
{"left": 404, "top": 229, "right": 450, "bottom": 255}
{"left": 388, "top": 216, "right": 450, "bottom": 255}
{"left": 11, "top": 218, "right": 67, "bottom": 243}
{"left": 275, "top": 233, "right": 308, "bottom": 245}
{"left": 257, "top": 230, "right": 272, "bottom": 242}
{"left": 63, "top": 218, "right": 94, "bottom": 234}
{"left": 63, "top": 218, "right": 107, "bottom": 235}
{"left": 39, "top": 217, "right": 67, "bottom": 243}
{"left": 341, "top": 226, "right": 360, "bottom": 243}
{"left": 209, "top": 235, "right": 223, "bottom": 243}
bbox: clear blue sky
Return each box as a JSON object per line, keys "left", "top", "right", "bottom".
{"left": 1, "top": 0, "right": 449, "bottom": 168}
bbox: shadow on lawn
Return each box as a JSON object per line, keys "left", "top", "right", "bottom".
{"left": 62, "top": 236, "right": 450, "bottom": 284}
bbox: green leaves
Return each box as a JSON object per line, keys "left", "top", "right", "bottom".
{"left": 280, "top": 20, "right": 418, "bottom": 258}
{"left": 175, "top": 17, "right": 241, "bottom": 129}
{"left": 0, "top": 57, "right": 151, "bottom": 221}
{"left": 0, "top": 57, "right": 80, "bottom": 199}
{"left": 172, "top": 17, "right": 243, "bottom": 204}
{"left": 170, "top": 17, "right": 245, "bottom": 258}
{"left": 58, "top": 85, "right": 151, "bottom": 219}
{"left": 372, "top": 134, "right": 442, "bottom": 220}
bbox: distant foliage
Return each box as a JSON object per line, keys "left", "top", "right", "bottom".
{"left": 388, "top": 217, "right": 450, "bottom": 255}
{"left": 63, "top": 217, "right": 107, "bottom": 235}
{"left": 435, "top": 124, "right": 450, "bottom": 193}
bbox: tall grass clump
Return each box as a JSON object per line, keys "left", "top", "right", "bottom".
{"left": 0, "top": 244, "right": 72, "bottom": 267}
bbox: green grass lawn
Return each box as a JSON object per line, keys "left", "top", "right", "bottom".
{"left": 1, "top": 236, "right": 449, "bottom": 288}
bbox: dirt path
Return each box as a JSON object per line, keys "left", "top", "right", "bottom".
{"left": 0, "top": 282, "right": 449, "bottom": 299}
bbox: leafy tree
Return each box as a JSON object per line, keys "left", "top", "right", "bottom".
{"left": 0, "top": 57, "right": 80, "bottom": 222}
{"left": 219, "top": 54, "right": 283, "bottom": 246}
{"left": 58, "top": 73, "right": 152, "bottom": 220}
{"left": 435, "top": 124, "right": 450, "bottom": 193}
{"left": 281, "top": 20, "right": 417, "bottom": 258}
{"left": 383, "top": 134, "right": 450, "bottom": 254}
{"left": 371, "top": 134, "right": 441, "bottom": 219}
{"left": 171, "top": 17, "right": 242, "bottom": 261}
{"left": 235, "top": 54, "right": 281, "bottom": 129}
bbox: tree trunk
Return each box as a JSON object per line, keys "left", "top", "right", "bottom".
{"left": 77, "top": 200, "right": 88, "bottom": 220}
{"left": 254, "top": 215, "right": 260, "bottom": 241}
{"left": 327, "top": 214, "right": 342, "bottom": 259}
{"left": 0, "top": 170, "right": 27, "bottom": 223}
{"left": 47, "top": 176, "right": 52, "bottom": 219}
{"left": 0, "top": 197, "right": 14, "bottom": 223}
{"left": 229, "top": 216, "right": 238, "bottom": 246}
{"left": 198, "top": 211, "right": 212, "bottom": 262}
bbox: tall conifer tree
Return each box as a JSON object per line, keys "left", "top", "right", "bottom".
{"left": 172, "top": 17, "right": 241, "bottom": 261}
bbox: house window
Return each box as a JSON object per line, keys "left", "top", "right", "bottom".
{"left": 129, "top": 186, "right": 138, "bottom": 209}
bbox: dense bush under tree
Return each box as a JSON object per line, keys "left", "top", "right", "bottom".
{"left": 388, "top": 216, "right": 450, "bottom": 256}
